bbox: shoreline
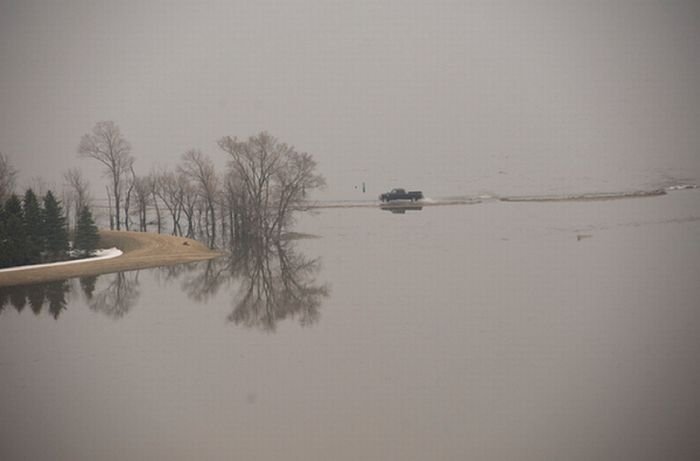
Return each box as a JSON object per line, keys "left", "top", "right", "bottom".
{"left": 0, "top": 248, "right": 123, "bottom": 274}
{"left": 0, "top": 230, "right": 222, "bottom": 287}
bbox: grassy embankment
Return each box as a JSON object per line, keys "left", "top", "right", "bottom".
{"left": 0, "top": 230, "right": 222, "bottom": 287}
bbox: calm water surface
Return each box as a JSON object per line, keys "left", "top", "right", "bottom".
{"left": 1, "top": 190, "right": 699, "bottom": 460}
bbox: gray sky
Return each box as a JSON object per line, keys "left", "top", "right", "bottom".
{"left": 1, "top": 0, "right": 699, "bottom": 199}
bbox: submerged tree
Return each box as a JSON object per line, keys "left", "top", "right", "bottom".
{"left": 154, "top": 168, "right": 186, "bottom": 236}
{"left": 217, "top": 132, "right": 325, "bottom": 239}
{"left": 178, "top": 150, "right": 219, "bottom": 248}
{"left": 77, "top": 121, "right": 134, "bottom": 230}
{"left": 74, "top": 207, "right": 100, "bottom": 256}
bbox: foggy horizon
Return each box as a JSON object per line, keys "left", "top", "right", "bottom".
{"left": 2, "top": 1, "right": 699, "bottom": 201}
{"left": 3, "top": 2, "right": 700, "bottom": 460}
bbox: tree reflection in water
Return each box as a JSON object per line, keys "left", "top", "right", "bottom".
{"left": 230, "top": 237, "right": 329, "bottom": 331}
{"left": 0, "top": 280, "right": 69, "bottom": 319}
{"left": 1, "top": 232, "right": 328, "bottom": 330}
{"left": 0, "top": 272, "right": 140, "bottom": 320}
{"left": 179, "top": 234, "right": 329, "bottom": 332}
{"left": 86, "top": 272, "right": 140, "bottom": 319}
{"left": 45, "top": 281, "right": 69, "bottom": 319}
{"left": 27, "top": 283, "right": 46, "bottom": 315}
{"left": 80, "top": 275, "right": 98, "bottom": 300}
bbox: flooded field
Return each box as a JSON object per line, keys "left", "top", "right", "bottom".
{"left": 1, "top": 189, "right": 699, "bottom": 460}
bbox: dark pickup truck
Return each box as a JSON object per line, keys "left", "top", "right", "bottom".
{"left": 379, "top": 188, "right": 424, "bottom": 202}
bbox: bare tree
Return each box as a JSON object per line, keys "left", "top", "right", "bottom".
{"left": 122, "top": 167, "right": 134, "bottom": 230}
{"left": 270, "top": 149, "right": 325, "bottom": 232}
{"left": 77, "top": 121, "right": 134, "bottom": 230}
{"left": 26, "top": 176, "right": 51, "bottom": 197}
{"left": 148, "top": 171, "right": 162, "bottom": 234}
{"left": 154, "top": 168, "right": 187, "bottom": 236}
{"left": 105, "top": 185, "right": 114, "bottom": 230}
{"left": 178, "top": 150, "right": 220, "bottom": 248}
{"left": 0, "top": 152, "right": 18, "bottom": 203}
{"left": 132, "top": 174, "right": 152, "bottom": 232}
{"left": 63, "top": 167, "right": 92, "bottom": 230}
{"left": 180, "top": 176, "right": 198, "bottom": 239}
{"left": 217, "top": 132, "right": 325, "bottom": 239}
{"left": 223, "top": 168, "right": 247, "bottom": 240}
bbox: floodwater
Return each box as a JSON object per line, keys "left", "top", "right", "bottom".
{"left": 1, "top": 189, "right": 700, "bottom": 460}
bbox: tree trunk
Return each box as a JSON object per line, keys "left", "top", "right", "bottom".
{"left": 151, "top": 191, "right": 161, "bottom": 234}
{"left": 208, "top": 202, "right": 216, "bottom": 248}
{"left": 106, "top": 186, "right": 114, "bottom": 230}
{"left": 114, "top": 188, "right": 121, "bottom": 231}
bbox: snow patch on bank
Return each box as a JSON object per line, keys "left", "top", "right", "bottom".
{"left": 0, "top": 248, "right": 123, "bottom": 274}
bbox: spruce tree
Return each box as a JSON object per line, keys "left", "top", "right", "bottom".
{"left": 23, "top": 189, "right": 44, "bottom": 263}
{"left": 42, "top": 190, "right": 69, "bottom": 260}
{"left": 74, "top": 207, "right": 100, "bottom": 256}
{"left": 0, "top": 194, "right": 27, "bottom": 267}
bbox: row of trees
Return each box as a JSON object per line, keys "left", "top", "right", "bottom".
{"left": 77, "top": 122, "right": 325, "bottom": 247}
{"left": 1, "top": 124, "right": 325, "bottom": 256}
{"left": 0, "top": 188, "right": 99, "bottom": 268}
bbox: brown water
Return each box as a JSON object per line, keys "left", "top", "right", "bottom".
{"left": 1, "top": 190, "right": 699, "bottom": 460}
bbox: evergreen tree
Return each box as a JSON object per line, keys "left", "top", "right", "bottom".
{"left": 74, "top": 207, "right": 100, "bottom": 256}
{"left": 0, "top": 194, "right": 27, "bottom": 267}
{"left": 42, "top": 190, "right": 69, "bottom": 260}
{"left": 23, "top": 189, "right": 44, "bottom": 263}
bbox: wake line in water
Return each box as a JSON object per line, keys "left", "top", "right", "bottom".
{"left": 305, "top": 183, "right": 697, "bottom": 209}
{"left": 499, "top": 184, "right": 698, "bottom": 203}
{"left": 499, "top": 189, "right": 667, "bottom": 202}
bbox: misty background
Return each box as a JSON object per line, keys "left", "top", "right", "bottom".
{"left": 1, "top": 0, "right": 699, "bottom": 200}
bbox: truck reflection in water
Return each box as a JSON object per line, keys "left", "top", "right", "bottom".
{"left": 380, "top": 204, "right": 423, "bottom": 214}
